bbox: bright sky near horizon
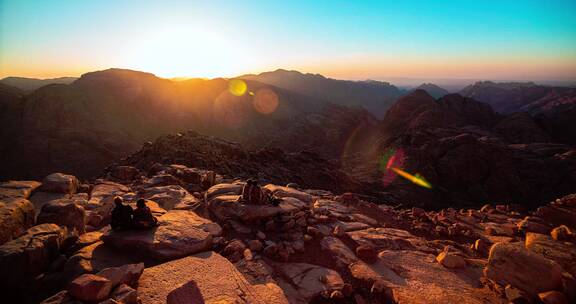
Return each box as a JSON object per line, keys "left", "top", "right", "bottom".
{"left": 1, "top": 0, "right": 575, "bottom": 81}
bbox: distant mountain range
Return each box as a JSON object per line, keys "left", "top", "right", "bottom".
{"left": 410, "top": 83, "right": 449, "bottom": 99}
{"left": 460, "top": 81, "right": 576, "bottom": 144}
{"left": 0, "top": 76, "right": 77, "bottom": 91}
{"left": 240, "top": 69, "right": 404, "bottom": 118}
{"left": 1, "top": 68, "right": 575, "bottom": 205}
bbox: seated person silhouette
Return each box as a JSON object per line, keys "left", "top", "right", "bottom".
{"left": 241, "top": 179, "right": 263, "bottom": 205}
{"left": 110, "top": 196, "right": 133, "bottom": 231}
{"left": 241, "top": 178, "right": 283, "bottom": 206}
{"left": 132, "top": 199, "right": 158, "bottom": 229}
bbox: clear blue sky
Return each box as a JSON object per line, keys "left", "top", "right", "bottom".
{"left": 1, "top": 0, "right": 575, "bottom": 80}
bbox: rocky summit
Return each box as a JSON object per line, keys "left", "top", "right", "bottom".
{"left": 1, "top": 163, "right": 575, "bottom": 304}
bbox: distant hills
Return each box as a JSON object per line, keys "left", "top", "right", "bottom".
{"left": 410, "top": 83, "right": 449, "bottom": 99}
{"left": 460, "top": 81, "right": 576, "bottom": 144}
{"left": 1, "top": 68, "right": 575, "bottom": 188}
{"left": 240, "top": 69, "right": 404, "bottom": 118}
{"left": 0, "top": 76, "right": 77, "bottom": 91}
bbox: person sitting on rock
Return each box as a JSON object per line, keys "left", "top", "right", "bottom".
{"left": 132, "top": 199, "right": 158, "bottom": 229}
{"left": 111, "top": 196, "right": 134, "bottom": 231}
{"left": 241, "top": 178, "right": 265, "bottom": 205}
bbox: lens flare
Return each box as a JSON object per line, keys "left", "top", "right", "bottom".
{"left": 391, "top": 167, "right": 432, "bottom": 189}
{"left": 228, "top": 79, "right": 247, "bottom": 96}
{"left": 253, "top": 88, "right": 279, "bottom": 114}
{"left": 380, "top": 147, "right": 432, "bottom": 189}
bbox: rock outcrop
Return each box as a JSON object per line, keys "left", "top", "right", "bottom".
{"left": 138, "top": 251, "right": 289, "bottom": 304}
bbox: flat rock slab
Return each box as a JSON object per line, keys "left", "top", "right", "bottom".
{"left": 102, "top": 210, "right": 221, "bottom": 261}
{"left": 263, "top": 184, "right": 313, "bottom": 204}
{"left": 0, "top": 181, "right": 42, "bottom": 201}
{"left": 274, "top": 262, "right": 344, "bottom": 303}
{"left": 138, "top": 251, "right": 289, "bottom": 304}
{"left": 373, "top": 250, "right": 503, "bottom": 304}
{"left": 347, "top": 228, "right": 432, "bottom": 252}
{"left": 141, "top": 185, "right": 201, "bottom": 211}
{"left": 209, "top": 195, "right": 308, "bottom": 222}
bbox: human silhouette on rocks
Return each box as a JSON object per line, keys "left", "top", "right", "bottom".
{"left": 110, "top": 196, "right": 134, "bottom": 231}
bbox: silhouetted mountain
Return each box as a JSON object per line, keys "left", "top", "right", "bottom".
{"left": 0, "top": 76, "right": 77, "bottom": 91}
{"left": 410, "top": 83, "right": 449, "bottom": 99}
{"left": 0, "top": 68, "right": 329, "bottom": 180}
{"left": 240, "top": 69, "right": 403, "bottom": 118}
{"left": 376, "top": 90, "right": 576, "bottom": 208}
{"left": 460, "top": 81, "right": 576, "bottom": 145}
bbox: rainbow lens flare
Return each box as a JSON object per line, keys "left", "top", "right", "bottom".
{"left": 380, "top": 148, "right": 432, "bottom": 189}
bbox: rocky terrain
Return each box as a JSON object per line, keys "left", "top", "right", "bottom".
{"left": 1, "top": 162, "right": 576, "bottom": 304}
{"left": 376, "top": 90, "right": 576, "bottom": 209}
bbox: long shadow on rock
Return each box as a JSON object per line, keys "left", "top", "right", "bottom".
{"left": 167, "top": 281, "right": 205, "bottom": 304}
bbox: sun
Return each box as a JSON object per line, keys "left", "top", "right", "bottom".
{"left": 124, "top": 24, "right": 257, "bottom": 78}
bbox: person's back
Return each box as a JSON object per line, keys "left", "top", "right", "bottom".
{"left": 242, "top": 179, "right": 264, "bottom": 205}
{"left": 111, "top": 197, "right": 133, "bottom": 231}
{"left": 133, "top": 199, "right": 158, "bottom": 229}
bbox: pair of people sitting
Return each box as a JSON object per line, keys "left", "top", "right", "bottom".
{"left": 241, "top": 179, "right": 281, "bottom": 206}
{"left": 111, "top": 197, "right": 158, "bottom": 231}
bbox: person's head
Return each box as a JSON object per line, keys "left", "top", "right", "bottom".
{"left": 114, "top": 196, "right": 123, "bottom": 207}
{"left": 137, "top": 198, "right": 146, "bottom": 208}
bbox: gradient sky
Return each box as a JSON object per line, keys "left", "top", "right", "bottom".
{"left": 1, "top": 0, "right": 575, "bottom": 81}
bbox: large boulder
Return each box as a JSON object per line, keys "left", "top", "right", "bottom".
{"left": 102, "top": 210, "right": 221, "bottom": 261}
{"left": 484, "top": 242, "right": 564, "bottom": 297}
{"left": 42, "top": 173, "right": 79, "bottom": 194}
{"left": 0, "top": 180, "right": 42, "bottom": 201}
{"left": 525, "top": 232, "right": 576, "bottom": 277}
{"left": 140, "top": 185, "right": 201, "bottom": 210}
{"left": 67, "top": 274, "right": 112, "bottom": 302}
{"left": 37, "top": 199, "right": 86, "bottom": 234}
{"left": 63, "top": 241, "right": 136, "bottom": 283}
{"left": 205, "top": 183, "right": 243, "bottom": 202}
{"left": 263, "top": 184, "right": 313, "bottom": 204}
{"left": 84, "top": 181, "right": 130, "bottom": 227}
{"left": 138, "top": 251, "right": 288, "bottom": 304}
{"left": 208, "top": 194, "right": 308, "bottom": 222}
{"left": 0, "top": 224, "right": 66, "bottom": 287}
{"left": 0, "top": 198, "right": 35, "bottom": 245}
